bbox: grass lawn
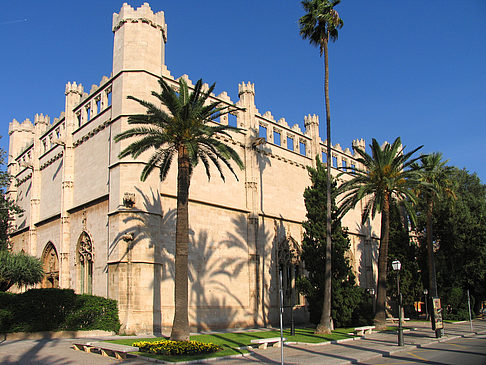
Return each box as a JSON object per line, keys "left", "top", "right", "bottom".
{"left": 107, "top": 327, "right": 357, "bottom": 362}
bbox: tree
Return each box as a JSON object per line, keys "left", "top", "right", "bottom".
{"left": 0, "top": 250, "right": 44, "bottom": 291}
{"left": 412, "top": 153, "right": 453, "bottom": 335}
{"left": 299, "top": 159, "right": 373, "bottom": 328}
{"left": 299, "top": 0, "right": 343, "bottom": 335}
{"left": 0, "top": 144, "right": 22, "bottom": 251}
{"left": 338, "top": 137, "right": 422, "bottom": 329}
{"left": 115, "top": 77, "right": 244, "bottom": 341}
{"left": 386, "top": 203, "right": 423, "bottom": 316}
{"left": 417, "top": 167, "right": 486, "bottom": 318}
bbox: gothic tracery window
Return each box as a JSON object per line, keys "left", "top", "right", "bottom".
{"left": 77, "top": 232, "right": 93, "bottom": 294}
{"left": 277, "top": 236, "right": 302, "bottom": 306}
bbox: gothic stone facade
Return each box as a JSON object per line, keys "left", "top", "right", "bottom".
{"left": 7, "top": 3, "right": 380, "bottom": 334}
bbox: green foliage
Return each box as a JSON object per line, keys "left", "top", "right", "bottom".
{"left": 386, "top": 204, "right": 424, "bottom": 316}
{"left": 298, "top": 160, "right": 373, "bottom": 327}
{"left": 441, "top": 287, "right": 473, "bottom": 321}
{"left": 115, "top": 77, "right": 244, "bottom": 183}
{"left": 0, "top": 289, "right": 120, "bottom": 333}
{"left": 64, "top": 294, "right": 121, "bottom": 331}
{"left": 299, "top": 0, "right": 343, "bottom": 55}
{"left": 0, "top": 143, "right": 23, "bottom": 251}
{"left": 133, "top": 340, "right": 221, "bottom": 356}
{"left": 0, "top": 250, "right": 44, "bottom": 291}
{"left": 417, "top": 167, "right": 486, "bottom": 315}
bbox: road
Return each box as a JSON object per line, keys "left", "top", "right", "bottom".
{"left": 360, "top": 335, "right": 486, "bottom": 364}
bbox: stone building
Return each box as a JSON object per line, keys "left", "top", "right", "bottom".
{"left": 7, "top": 3, "right": 380, "bottom": 334}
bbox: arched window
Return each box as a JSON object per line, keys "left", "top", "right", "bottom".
{"left": 77, "top": 232, "right": 93, "bottom": 294}
{"left": 277, "top": 236, "right": 302, "bottom": 306}
{"left": 41, "top": 242, "right": 59, "bottom": 288}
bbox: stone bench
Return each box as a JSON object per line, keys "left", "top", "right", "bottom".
{"left": 250, "top": 337, "right": 287, "bottom": 349}
{"left": 353, "top": 325, "right": 375, "bottom": 336}
{"left": 73, "top": 341, "right": 139, "bottom": 360}
{"left": 385, "top": 317, "right": 410, "bottom": 324}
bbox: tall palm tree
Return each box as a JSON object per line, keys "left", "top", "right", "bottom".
{"left": 338, "top": 137, "right": 422, "bottom": 329}
{"left": 115, "top": 77, "right": 244, "bottom": 341}
{"left": 299, "top": 0, "right": 343, "bottom": 335}
{"left": 412, "top": 153, "right": 454, "bottom": 336}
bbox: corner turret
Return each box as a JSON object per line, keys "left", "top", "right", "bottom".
{"left": 112, "top": 3, "right": 167, "bottom": 75}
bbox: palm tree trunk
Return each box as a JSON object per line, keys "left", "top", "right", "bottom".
{"left": 374, "top": 193, "right": 390, "bottom": 329}
{"left": 316, "top": 38, "right": 333, "bottom": 335}
{"left": 170, "top": 146, "right": 191, "bottom": 341}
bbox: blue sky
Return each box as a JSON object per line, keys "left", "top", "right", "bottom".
{"left": 1, "top": 1, "right": 485, "bottom": 182}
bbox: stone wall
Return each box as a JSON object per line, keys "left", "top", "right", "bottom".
{"left": 7, "top": 3, "right": 380, "bottom": 334}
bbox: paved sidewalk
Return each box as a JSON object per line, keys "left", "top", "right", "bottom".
{"left": 0, "top": 319, "right": 484, "bottom": 364}
{"left": 216, "top": 319, "right": 486, "bottom": 364}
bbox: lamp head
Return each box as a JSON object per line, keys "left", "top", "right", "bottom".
{"left": 391, "top": 260, "right": 401, "bottom": 271}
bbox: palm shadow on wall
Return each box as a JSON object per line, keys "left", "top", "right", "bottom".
{"left": 107, "top": 187, "right": 176, "bottom": 334}
{"left": 355, "top": 218, "right": 378, "bottom": 292}
{"left": 188, "top": 226, "right": 248, "bottom": 331}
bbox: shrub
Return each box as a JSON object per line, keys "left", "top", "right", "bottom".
{"left": 0, "top": 288, "right": 120, "bottom": 333}
{"left": 64, "top": 294, "right": 120, "bottom": 332}
{"left": 132, "top": 340, "right": 222, "bottom": 356}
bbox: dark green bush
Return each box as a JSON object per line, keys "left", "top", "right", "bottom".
{"left": 65, "top": 294, "right": 120, "bottom": 331}
{"left": 0, "top": 288, "right": 120, "bottom": 333}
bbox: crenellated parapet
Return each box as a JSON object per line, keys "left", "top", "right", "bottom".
{"left": 112, "top": 3, "right": 167, "bottom": 74}
{"left": 112, "top": 2, "right": 167, "bottom": 41}
{"left": 65, "top": 81, "right": 84, "bottom": 96}
{"left": 352, "top": 138, "right": 366, "bottom": 152}
{"left": 238, "top": 81, "right": 255, "bottom": 96}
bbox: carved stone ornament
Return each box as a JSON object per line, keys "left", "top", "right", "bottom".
{"left": 123, "top": 192, "right": 136, "bottom": 207}
{"left": 78, "top": 233, "right": 93, "bottom": 263}
{"left": 277, "top": 236, "right": 301, "bottom": 265}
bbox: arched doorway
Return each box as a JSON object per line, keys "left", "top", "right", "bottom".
{"left": 77, "top": 231, "right": 93, "bottom": 294}
{"left": 41, "top": 242, "right": 59, "bottom": 288}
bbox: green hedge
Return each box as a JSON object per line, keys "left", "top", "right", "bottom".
{"left": 0, "top": 289, "right": 120, "bottom": 333}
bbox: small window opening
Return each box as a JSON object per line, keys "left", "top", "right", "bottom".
{"left": 273, "top": 130, "right": 281, "bottom": 146}
{"left": 259, "top": 125, "right": 267, "bottom": 140}
{"left": 322, "top": 151, "right": 327, "bottom": 164}
{"left": 228, "top": 113, "right": 237, "bottom": 128}
{"left": 287, "top": 137, "right": 294, "bottom": 151}
{"left": 299, "top": 141, "right": 306, "bottom": 156}
{"left": 332, "top": 156, "right": 338, "bottom": 167}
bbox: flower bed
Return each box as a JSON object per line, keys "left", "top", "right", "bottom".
{"left": 132, "top": 340, "right": 221, "bottom": 356}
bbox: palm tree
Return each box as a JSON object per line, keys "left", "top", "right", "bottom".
{"left": 412, "top": 153, "right": 454, "bottom": 336}
{"left": 299, "top": 0, "right": 343, "bottom": 334}
{"left": 115, "top": 77, "right": 244, "bottom": 341}
{"left": 338, "top": 137, "right": 422, "bottom": 329}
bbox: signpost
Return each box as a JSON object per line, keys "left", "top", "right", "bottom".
{"left": 432, "top": 297, "right": 444, "bottom": 338}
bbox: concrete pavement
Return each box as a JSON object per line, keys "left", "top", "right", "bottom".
{"left": 0, "top": 319, "right": 484, "bottom": 364}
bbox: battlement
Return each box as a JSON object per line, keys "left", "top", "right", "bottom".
{"left": 65, "top": 82, "right": 84, "bottom": 96}
{"left": 9, "top": 118, "right": 34, "bottom": 135}
{"left": 34, "top": 113, "right": 50, "bottom": 126}
{"left": 352, "top": 138, "right": 366, "bottom": 151}
{"left": 238, "top": 81, "right": 255, "bottom": 96}
{"left": 113, "top": 2, "right": 167, "bottom": 41}
{"left": 304, "top": 114, "right": 319, "bottom": 127}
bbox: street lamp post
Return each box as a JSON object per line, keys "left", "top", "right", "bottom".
{"left": 423, "top": 289, "right": 429, "bottom": 320}
{"left": 392, "top": 260, "right": 404, "bottom": 346}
